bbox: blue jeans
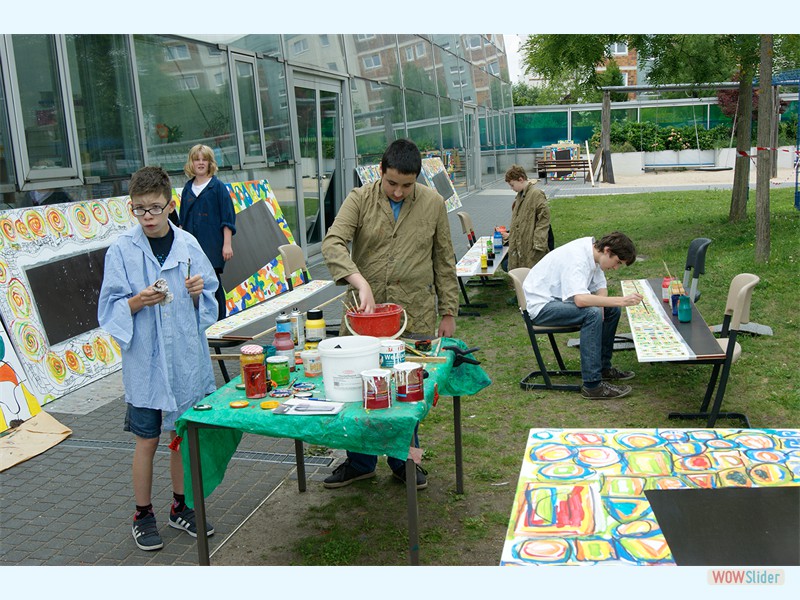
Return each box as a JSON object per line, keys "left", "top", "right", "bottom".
{"left": 531, "top": 301, "right": 621, "bottom": 386}
{"left": 347, "top": 425, "right": 420, "bottom": 474}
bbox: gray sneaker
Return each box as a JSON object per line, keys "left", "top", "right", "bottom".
{"left": 581, "top": 381, "right": 632, "bottom": 399}
{"left": 602, "top": 367, "right": 635, "bottom": 381}
{"left": 132, "top": 514, "right": 163, "bottom": 551}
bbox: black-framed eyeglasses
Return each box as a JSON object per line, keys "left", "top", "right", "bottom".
{"left": 131, "top": 203, "right": 168, "bottom": 217}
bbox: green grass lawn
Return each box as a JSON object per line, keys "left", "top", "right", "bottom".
{"left": 257, "top": 187, "right": 800, "bottom": 566}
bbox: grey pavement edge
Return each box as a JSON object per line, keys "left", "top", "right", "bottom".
{"left": 0, "top": 173, "right": 767, "bottom": 566}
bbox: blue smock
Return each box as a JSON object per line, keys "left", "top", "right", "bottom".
{"left": 179, "top": 175, "right": 236, "bottom": 270}
{"left": 97, "top": 223, "right": 219, "bottom": 429}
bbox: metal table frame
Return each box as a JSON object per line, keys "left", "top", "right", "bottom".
{"left": 185, "top": 394, "right": 465, "bottom": 566}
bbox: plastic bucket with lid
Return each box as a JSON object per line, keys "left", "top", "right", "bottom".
{"left": 318, "top": 335, "right": 380, "bottom": 402}
{"left": 344, "top": 303, "right": 407, "bottom": 339}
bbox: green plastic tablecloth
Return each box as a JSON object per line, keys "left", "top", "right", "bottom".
{"left": 176, "top": 338, "right": 491, "bottom": 507}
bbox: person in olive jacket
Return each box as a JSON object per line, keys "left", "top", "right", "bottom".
{"left": 321, "top": 138, "right": 459, "bottom": 491}
{"left": 503, "top": 164, "right": 551, "bottom": 270}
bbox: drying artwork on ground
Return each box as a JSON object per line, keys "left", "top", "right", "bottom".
{"left": 621, "top": 279, "right": 694, "bottom": 362}
{"left": 500, "top": 428, "right": 800, "bottom": 566}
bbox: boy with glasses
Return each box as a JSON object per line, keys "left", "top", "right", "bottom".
{"left": 522, "top": 231, "right": 642, "bottom": 399}
{"left": 98, "top": 166, "right": 218, "bottom": 550}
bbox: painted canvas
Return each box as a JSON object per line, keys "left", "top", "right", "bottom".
{"left": 0, "top": 324, "right": 42, "bottom": 433}
{"left": 500, "top": 428, "right": 800, "bottom": 566}
{"left": 172, "top": 179, "right": 299, "bottom": 316}
{"left": 0, "top": 198, "right": 134, "bottom": 405}
{"left": 356, "top": 158, "right": 462, "bottom": 213}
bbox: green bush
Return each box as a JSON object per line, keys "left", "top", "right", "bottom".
{"left": 590, "top": 120, "right": 734, "bottom": 152}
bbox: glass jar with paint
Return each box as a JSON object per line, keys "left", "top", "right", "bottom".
{"left": 305, "top": 309, "right": 326, "bottom": 341}
{"left": 273, "top": 331, "right": 296, "bottom": 372}
{"left": 267, "top": 356, "right": 291, "bottom": 386}
{"left": 239, "top": 344, "right": 265, "bottom": 383}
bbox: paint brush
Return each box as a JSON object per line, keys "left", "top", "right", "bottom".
{"left": 351, "top": 290, "right": 360, "bottom": 313}
{"left": 187, "top": 257, "right": 192, "bottom": 279}
{"left": 633, "top": 281, "right": 649, "bottom": 314}
{"left": 662, "top": 260, "right": 673, "bottom": 281}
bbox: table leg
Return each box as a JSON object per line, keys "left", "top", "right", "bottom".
{"left": 458, "top": 277, "right": 486, "bottom": 316}
{"left": 187, "top": 422, "right": 210, "bottom": 565}
{"left": 453, "top": 396, "right": 464, "bottom": 495}
{"left": 294, "top": 439, "right": 306, "bottom": 493}
{"left": 214, "top": 346, "right": 230, "bottom": 383}
{"left": 405, "top": 458, "right": 420, "bottom": 565}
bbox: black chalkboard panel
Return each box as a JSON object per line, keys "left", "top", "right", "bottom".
{"left": 25, "top": 248, "right": 107, "bottom": 346}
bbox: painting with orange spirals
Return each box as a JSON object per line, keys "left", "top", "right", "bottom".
{"left": 64, "top": 349, "right": 85, "bottom": 374}
{"left": 24, "top": 210, "right": 48, "bottom": 238}
{"left": 44, "top": 207, "right": 70, "bottom": 237}
{"left": 45, "top": 352, "right": 67, "bottom": 383}
{"left": 15, "top": 219, "right": 33, "bottom": 241}
{"left": 82, "top": 342, "right": 96, "bottom": 361}
{"left": 93, "top": 336, "right": 114, "bottom": 364}
{"left": 0, "top": 217, "right": 16, "bottom": 242}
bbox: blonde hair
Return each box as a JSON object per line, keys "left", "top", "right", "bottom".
{"left": 183, "top": 144, "right": 218, "bottom": 178}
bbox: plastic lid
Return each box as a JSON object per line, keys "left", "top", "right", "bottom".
{"left": 240, "top": 344, "right": 264, "bottom": 355}
{"left": 307, "top": 309, "right": 323, "bottom": 320}
{"left": 267, "top": 356, "right": 289, "bottom": 363}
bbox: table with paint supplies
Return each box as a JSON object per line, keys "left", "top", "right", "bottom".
{"left": 175, "top": 334, "right": 491, "bottom": 565}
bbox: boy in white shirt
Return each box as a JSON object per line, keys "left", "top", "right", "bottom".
{"left": 522, "top": 231, "right": 642, "bottom": 399}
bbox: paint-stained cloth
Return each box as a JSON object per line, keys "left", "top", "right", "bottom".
{"left": 507, "top": 181, "right": 551, "bottom": 270}
{"left": 322, "top": 181, "right": 459, "bottom": 336}
{"left": 98, "top": 223, "right": 218, "bottom": 429}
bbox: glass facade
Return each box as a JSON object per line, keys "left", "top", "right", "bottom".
{"left": 1, "top": 33, "right": 514, "bottom": 252}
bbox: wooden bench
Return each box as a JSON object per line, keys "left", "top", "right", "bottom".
{"left": 536, "top": 159, "right": 591, "bottom": 183}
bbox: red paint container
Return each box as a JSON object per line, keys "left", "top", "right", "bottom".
{"left": 393, "top": 362, "right": 424, "bottom": 402}
{"left": 361, "top": 368, "right": 392, "bottom": 410}
{"left": 243, "top": 363, "right": 268, "bottom": 399}
{"left": 345, "top": 303, "right": 407, "bottom": 338}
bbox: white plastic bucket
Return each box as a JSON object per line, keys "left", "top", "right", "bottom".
{"left": 318, "top": 335, "right": 380, "bottom": 402}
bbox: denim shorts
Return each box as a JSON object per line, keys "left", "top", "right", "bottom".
{"left": 123, "top": 404, "right": 163, "bottom": 439}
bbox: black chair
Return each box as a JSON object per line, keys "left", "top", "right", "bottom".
{"left": 508, "top": 268, "right": 582, "bottom": 391}
{"left": 682, "top": 237, "right": 712, "bottom": 303}
{"left": 668, "top": 273, "right": 759, "bottom": 427}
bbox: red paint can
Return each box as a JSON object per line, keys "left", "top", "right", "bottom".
{"left": 243, "top": 363, "right": 268, "bottom": 399}
{"left": 361, "top": 368, "right": 392, "bottom": 410}
{"left": 393, "top": 362, "right": 424, "bottom": 402}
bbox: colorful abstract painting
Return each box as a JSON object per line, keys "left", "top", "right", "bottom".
{"left": 0, "top": 324, "right": 42, "bottom": 433}
{"left": 0, "top": 198, "right": 134, "bottom": 405}
{"left": 500, "top": 428, "right": 800, "bottom": 566}
{"left": 173, "top": 179, "right": 298, "bottom": 315}
{"left": 621, "top": 279, "right": 694, "bottom": 362}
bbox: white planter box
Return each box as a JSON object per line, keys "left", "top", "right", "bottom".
{"left": 644, "top": 151, "right": 678, "bottom": 166}
{"left": 609, "top": 152, "right": 644, "bottom": 176}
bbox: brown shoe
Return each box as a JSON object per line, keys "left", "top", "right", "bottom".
{"left": 602, "top": 367, "right": 635, "bottom": 381}
{"left": 581, "top": 381, "right": 632, "bottom": 399}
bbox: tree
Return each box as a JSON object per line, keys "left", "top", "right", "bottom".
{"left": 520, "top": 34, "right": 626, "bottom": 104}
{"left": 755, "top": 35, "right": 773, "bottom": 263}
{"left": 511, "top": 82, "right": 542, "bottom": 106}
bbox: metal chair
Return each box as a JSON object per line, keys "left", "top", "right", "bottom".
{"left": 279, "top": 243, "right": 310, "bottom": 291}
{"left": 682, "top": 237, "right": 712, "bottom": 303}
{"left": 508, "top": 268, "right": 582, "bottom": 391}
{"left": 668, "top": 273, "right": 760, "bottom": 427}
